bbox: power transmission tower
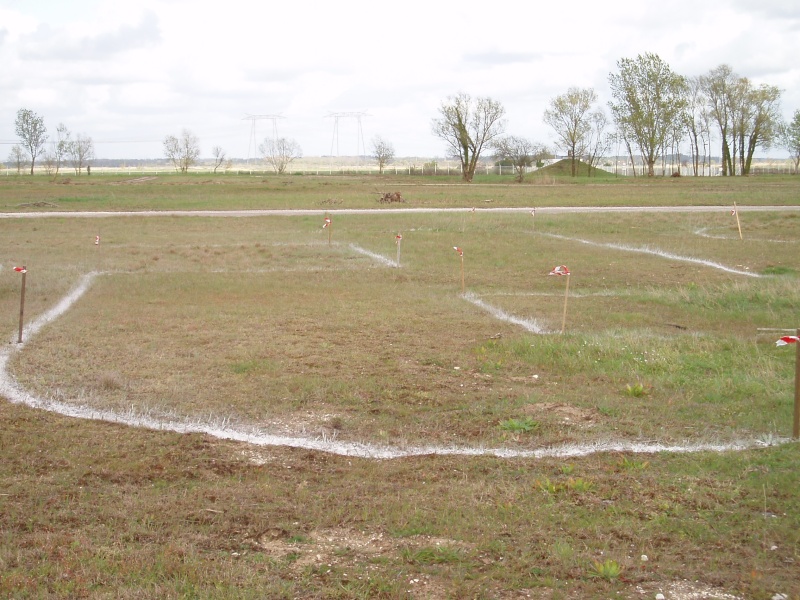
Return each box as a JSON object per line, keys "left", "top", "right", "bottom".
{"left": 242, "top": 114, "right": 283, "bottom": 164}
{"left": 325, "top": 111, "right": 368, "bottom": 167}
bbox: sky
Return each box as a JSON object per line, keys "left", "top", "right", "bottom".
{"left": 0, "top": 0, "right": 798, "bottom": 161}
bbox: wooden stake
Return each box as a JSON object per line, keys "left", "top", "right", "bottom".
{"left": 460, "top": 254, "right": 465, "bottom": 294}
{"left": 531, "top": 208, "right": 536, "bottom": 232}
{"left": 17, "top": 267, "right": 27, "bottom": 343}
{"left": 561, "top": 274, "right": 570, "bottom": 335}
{"left": 395, "top": 233, "right": 402, "bottom": 267}
{"left": 733, "top": 202, "right": 743, "bottom": 240}
{"left": 794, "top": 328, "right": 800, "bottom": 438}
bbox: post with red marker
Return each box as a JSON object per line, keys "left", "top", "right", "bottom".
{"left": 14, "top": 266, "right": 27, "bottom": 343}
{"left": 453, "top": 246, "right": 464, "bottom": 294}
{"left": 323, "top": 215, "right": 332, "bottom": 246}
{"left": 549, "top": 265, "right": 570, "bottom": 334}
{"left": 395, "top": 233, "right": 403, "bottom": 268}
{"left": 775, "top": 331, "right": 800, "bottom": 438}
{"left": 731, "top": 202, "right": 743, "bottom": 240}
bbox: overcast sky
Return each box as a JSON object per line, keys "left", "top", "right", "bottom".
{"left": 0, "top": 0, "right": 798, "bottom": 161}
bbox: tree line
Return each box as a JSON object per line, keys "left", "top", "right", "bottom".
{"left": 8, "top": 53, "right": 800, "bottom": 180}
{"left": 434, "top": 53, "right": 800, "bottom": 181}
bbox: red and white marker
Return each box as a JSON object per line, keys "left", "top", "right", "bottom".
{"left": 95, "top": 235, "right": 100, "bottom": 245}
{"left": 776, "top": 336, "right": 800, "bottom": 347}
{"left": 323, "top": 217, "right": 331, "bottom": 228}
{"left": 14, "top": 266, "right": 27, "bottom": 274}
{"left": 453, "top": 246, "right": 463, "bottom": 257}
{"left": 549, "top": 265, "right": 570, "bottom": 276}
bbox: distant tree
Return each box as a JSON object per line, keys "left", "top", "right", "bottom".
{"left": 163, "top": 129, "right": 200, "bottom": 173}
{"left": 609, "top": 53, "right": 688, "bottom": 177}
{"left": 41, "top": 151, "right": 56, "bottom": 176}
{"left": 259, "top": 137, "right": 301, "bottom": 174}
{"left": 8, "top": 145, "right": 28, "bottom": 174}
{"left": 432, "top": 92, "right": 506, "bottom": 182}
{"left": 492, "top": 136, "right": 549, "bottom": 183}
{"left": 370, "top": 135, "right": 395, "bottom": 174}
{"left": 211, "top": 145, "right": 227, "bottom": 173}
{"left": 543, "top": 87, "right": 600, "bottom": 177}
{"left": 14, "top": 108, "right": 48, "bottom": 175}
{"left": 66, "top": 133, "right": 95, "bottom": 175}
{"left": 780, "top": 109, "right": 800, "bottom": 174}
{"left": 53, "top": 123, "right": 71, "bottom": 176}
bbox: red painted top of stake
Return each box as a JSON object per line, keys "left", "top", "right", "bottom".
{"left": 395, "top": 233, "right": 402, "bottom": 243}
{"left": 453, "top": 246, "right": 463, "bottom": 257}
{"left": 14, "top": 266, "right": 27, "bottom": 273}
{"left": 549, "top": 265, "right": 570, "bottom": 276}
{"left": 323, "top": 217, "right": 331, "bottom": 228}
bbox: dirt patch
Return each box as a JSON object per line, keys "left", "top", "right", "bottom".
{"left": 523, "top": 402, "right": 598, "bottom": 426}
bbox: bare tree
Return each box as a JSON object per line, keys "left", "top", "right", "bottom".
{"left": 41, "top": 151, "right": 56, "bottom": 176}
{"left": 259, "top": 137, "right": 302, "bottom": 174}
{"left": 432, "top": 92, "right": 506, "bottom": 182}
{"left": 700, "top": 65, "right": 737, "bottom": 175}
{"left": 52, "top": 123, "right": 71, "bottom": 176}
{"left": 780, "top": 109, "right": 800, "bottom": 174}
{"left": 66, "top": 133, "right": 95, "bottom": 175}
{"left": 585, "top": 111, "right": 611, "bottom": 175}
{"left": 8, "top": 145, "right": 29, "bottom": 174}
{"left": 685, "top": 77, "right": 710, "bottom": 176}
{"left": 609, "top": 53, "right": 688, "bottom": 177}
{"left": 370, "top": 136, "right": 395, "bottom": 174}
{"left": 738, "top": 82, "right": 782, "bottom": 175}
{"left": 492, "top": 136, "right": 549, "bottom": 183}
{"left": 543, "top": 87, "right": 599, "bottom": 177}
{"left": 15, "top": 108, "right": 48, "bottom": 175}
{"left": 211, "top": 146, "right": 227, "bottom": 173}
{"left": 163, "top": 129, "right": 200, "bottom": 173}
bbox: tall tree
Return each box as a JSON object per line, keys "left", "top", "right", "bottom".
{"left": 259, "top": 137, "right": 302, "bottom": 174}
{"left": 492, "top": 136, "right": 549, "bottom": 183}
{"left": 780, "top": 109, "right": 800, "bottom": 175}
{"left": 737, "top": 83, "right": 782, "bottom": 175}
{"left": 163, "top": 129, "right": 200, "bottom": 173}
{"left": 370, "top": 135, "right": 395, "bottom": 174}
{"left": 685, "top": 77, "right": 710, "bottom": 176}
{"left": 608, "top": 53, "right": 687, "bottom": 177}
{"left": 543, "top": 87, "right": 598, "bottom": 177}
{"left": 53, "top": 123, "right": 71, "bottom": 176}
{"left": 14, "top": 108, "right": 48, "bottom": 175}
{"left": 700, "top": 64, "right": 737, "bottom": 175}
{"left": 432, "top": 92, "right": 506, "bottom": 182}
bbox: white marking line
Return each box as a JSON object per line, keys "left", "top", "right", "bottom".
{"left": 543, "top": 233, "right": 761, "bottom": 278}
{"left": 349, "top": 243, "right": 398, "bottom": 267}
{"left": 462, "top": 292, "right": 548, "bottom": 334}
{"left": 694, "top": 227, "right": 794, "bottom": 243}
{"left": 0, "top": 274, "right": 790, "bottom": 459}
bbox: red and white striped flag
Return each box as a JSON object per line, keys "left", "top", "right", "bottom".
{"left": 14, "top": 266, "right": 27, "bottom": 274}
{"left": 453, "top": 246, "right": 463, "bottom": 257}
{"left": 395, "top": 233, "right": 403, "bottom": 243}
{"left": 323, "top": 217, "right": 331, "bottom": 228}
{"left": 549, "top": 265, "right": 569, "bottom": 276}
{"left": 731, "top": 208, "right": 736, "bottom": 216}
{"left": 775, "top": 336, "right": 800, "bottom": 347}
{"left": 95, "top": 235, "right": 100, "bottom": 245}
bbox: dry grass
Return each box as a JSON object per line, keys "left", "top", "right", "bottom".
{"left": 1, "top": 176, "right": 800, "bottom": 598}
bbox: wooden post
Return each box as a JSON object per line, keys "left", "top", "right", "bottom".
{"left": 395, "top": 233, "right": 402, "bottom": 267}
{"left": 733, "top": 202, "right": 743, "bottom": 240}
{"left": 17, "top": 267, "right": 27, "bottom": 343}
{"left": 794, "top": 328, "right": 800, "bottom": 438}
{"left": 561, "top": 274, "right": 570, "bottom": 335}
{"left": 531, "top": 208, "right": 536, "bottom": 232}
{"left": 460, "top": 254, "right": 465, "bottom": 294}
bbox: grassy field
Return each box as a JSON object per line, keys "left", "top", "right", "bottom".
{"left": 1, "top": 175, "right": 799, "bottom": 599}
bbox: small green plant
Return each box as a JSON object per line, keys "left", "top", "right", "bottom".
{"left": 560, "top": 464, "right": 575, "bottom": 475}
{"left": 536, "top": 477, "right": 560, "bottom": 494}
{"left": 625, "top": 382, "right": 649, "bottom": 397}
{"left": 588, "top": 558, "right": 622, "bottom": 580}
{"left": 618, "top": 456, "right": 650, "bottom": 471}
{"left": 564, "top": 477, "right": 595, "bottom": 493}
{"left": 499, "top": 417, "right": 539, "bottom": 433}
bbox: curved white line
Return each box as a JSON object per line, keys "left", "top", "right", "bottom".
{"left": 543, "top": 233, "right": 760, "bottom": 277}
{"left": 0, "top": 274, "right": 790, "bottom": 458}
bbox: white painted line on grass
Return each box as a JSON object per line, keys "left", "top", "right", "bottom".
{"left": 1, "top": 274, "right": 791, "bottom": 459}
{"left": 349, "top": 243, "right": 398, "bottom": 267}
{"left": 543, "top": 233, "right": 761, "bottom": 277}
{"left": 462, "top": 292, "right": 548, "bottom": 334}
